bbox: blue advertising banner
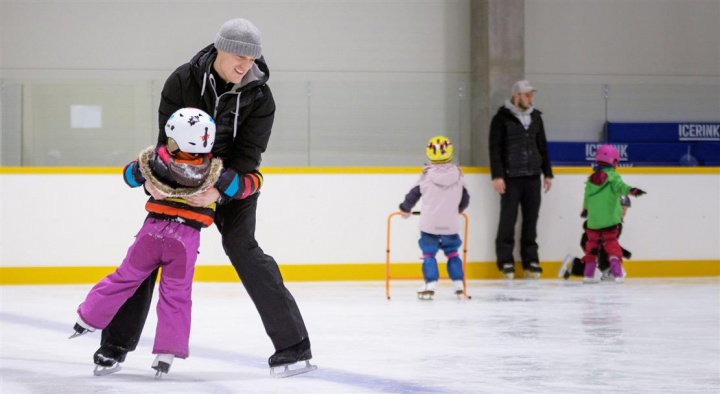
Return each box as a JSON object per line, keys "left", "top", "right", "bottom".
{"left": 694, "top": 143, "right": 720, "bottom": 165}
{"left": 547, "top": 142, "right": 706, "bottom": 166}
{"left": 607, "top": 122, "right": 720, "bottom": 143}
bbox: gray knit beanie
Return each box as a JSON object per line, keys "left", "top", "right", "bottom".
{"left": 214, "top": 18, "right": 262, "bottom": 58}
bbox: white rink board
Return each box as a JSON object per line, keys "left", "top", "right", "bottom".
{"left": 1, "top": 171, "right": 719, "bottom": 267}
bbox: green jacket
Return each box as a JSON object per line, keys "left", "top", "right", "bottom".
{"left": 583, "top": 166, "right": 632, "bottom": 230}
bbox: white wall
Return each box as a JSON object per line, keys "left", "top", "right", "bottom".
{"left": 2, "top": 170, "right": 718, "bottom": 268}
{"left": 524, "top": 0, "right": 720, "bottom": 140}
{"left": 1, "top": 1, "right": 471, "bottom": 77}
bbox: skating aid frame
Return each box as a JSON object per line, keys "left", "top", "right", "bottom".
{"left": 385, "top": 211, "right": 470, "bottom": 300}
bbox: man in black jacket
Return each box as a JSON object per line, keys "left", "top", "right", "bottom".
{"left": 93, "top": 18, "right": 314, "bottom": 378}
{"left": 488, "top": 80, "right": 553, "bottom": 280}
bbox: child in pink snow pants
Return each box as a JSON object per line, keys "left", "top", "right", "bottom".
{"left": 71, "top": 108, "right": 223, "bottom": 377}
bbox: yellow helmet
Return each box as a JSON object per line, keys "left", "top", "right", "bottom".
{"left": 426, "top": 135, "right": 453, "bottom": 163}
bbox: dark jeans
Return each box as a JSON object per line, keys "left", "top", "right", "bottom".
{"left": 100, "top": 193, "right": 308, "bottom": 354}
{"left": 495, "top": 175, "right": 542, "bottom": 271}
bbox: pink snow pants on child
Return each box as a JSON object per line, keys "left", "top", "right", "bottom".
{"left": 78, "top": 218, "right": 200, "bottom": 358}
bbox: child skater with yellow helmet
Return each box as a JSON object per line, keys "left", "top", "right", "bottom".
{"left": 398, "top": 136, "right": 470, "bottom": 299}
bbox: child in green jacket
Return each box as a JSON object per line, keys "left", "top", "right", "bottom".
{"left": 581, "top": 145, "right": 645, "bottom": 283}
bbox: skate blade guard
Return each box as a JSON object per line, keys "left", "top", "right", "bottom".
{"left": 270, "top": 360, "right": 318, "bottom": 378}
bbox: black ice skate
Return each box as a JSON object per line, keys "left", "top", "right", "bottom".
{"left": 268, "top": 338, "right": 317, "bottom": 378}
{"left": 151, "top": 354, "right": 174, "bottom": 379}
{"left": 68, "top": 317, "right": 95, "bottom": 339}
{"left": 524, "top": 262, "right": 543, "bottom": 279}
{"left": 502, "top": 263, "right": 515, "bottom": 280}
{"left": 92, "top": 345, "right": 127, "bottom": 376}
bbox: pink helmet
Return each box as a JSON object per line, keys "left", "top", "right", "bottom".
{"left": 595, "top": 144, "right": 620, "bottom": 164}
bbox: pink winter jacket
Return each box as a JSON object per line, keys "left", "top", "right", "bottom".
{"left": 399, "top": 163, "right": 469, "bottom": 235}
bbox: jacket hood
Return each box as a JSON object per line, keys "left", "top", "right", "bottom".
{"left": 504, "top": 99, "right": 534, "bottom": 117}
{"left": 586, "top": 167, "right": 613, "bottom": 197}
{"left": 426, "top": 163, "right": 462, "bottom": 186}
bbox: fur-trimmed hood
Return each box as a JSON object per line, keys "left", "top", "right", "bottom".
{"left": 137, "top": 145, "right": 223, "bottom": 198}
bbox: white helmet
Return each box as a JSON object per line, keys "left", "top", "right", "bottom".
{"left": 165, "top": 108, "right": 216, "bottom": 154}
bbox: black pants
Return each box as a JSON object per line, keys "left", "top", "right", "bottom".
{"left": 100, "top": 193, "right": 308, "bottom": 354}
{"left": 495, "top": 175, "right": 542, "bottom": 271}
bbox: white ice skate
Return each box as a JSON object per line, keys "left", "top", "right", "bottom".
{"left": 452, "top": 280, "right": 465, "bottom": 298}
{"left": 152, "top": 354, "right": 174, "bottom": 379}
{"left": 601, "top": 268, "right": 627, "bottom": 283}
{"left": 583, "top": 268, "right": 602, "bottom": 284}
{"left": 558, "top": 254, "right": 574, "bottom": 279}
{"left": 417, "top": 281, "right": 437, "bottom": 300}
{"left": 68, "top": 317, "right": 95, "bottom": 339}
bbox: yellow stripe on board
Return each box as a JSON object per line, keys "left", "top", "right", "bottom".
{"left": 1, "top": 166, "right": 718, "bottom": 175}
{"left": 1, "top": 260, "right": 717, "bottom": 285}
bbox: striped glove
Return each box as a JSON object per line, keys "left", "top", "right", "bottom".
{"left": 215, "top": 169, "right": 264, "bottom": 200}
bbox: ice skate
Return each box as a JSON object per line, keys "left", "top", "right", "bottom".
{"left": 417, "top": 281, "right": 437, "bottom": 300}
{"left": 269, "top": 338, "right": 317, "bottom": 378}
{"left": 558, "top": 254, "right": 574, "bottom": 279}
{"left": 152, "top": 353, "right": 174, "bottom": 379}
{"left": 452, "top": 280, "right": 465, "bottom": 298}
{"left": 524, "top": 262, "right": 542, "bottom": 279}
{"left": 608, "top": 257, "right": 626, "bottom": 283}
{"left": 68, "top": 317, "right": 95, "bottom": 339}
{"left": 501, "top": 263, "right": 515, "bottom": 280}
{"left": 600, "top": 269, "right": 613, "bottom": 281}
{"left": 583, "top": 261, "right": 602, "bottom": 284}
{"left": 92, "top": 345, "right": 126, "bottom": 376}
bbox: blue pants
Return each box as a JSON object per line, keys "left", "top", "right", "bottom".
{"left": 418, "top": 232, "right": 464, "bottom": 282}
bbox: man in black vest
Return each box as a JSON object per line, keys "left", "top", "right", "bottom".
{"left": 489, "top": 80, "right": 554, "bottom": 280}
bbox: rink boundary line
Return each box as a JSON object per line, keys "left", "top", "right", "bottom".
{"left": 1, "top": 260, "right": 717, "bottom": 285}
{"left": 1, "top": 166, "right": 718, "bottom": 175}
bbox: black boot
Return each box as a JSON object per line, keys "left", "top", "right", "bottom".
{"left": 268, "top": 338, "right": 312, "bottom": 368}
{"left": 94, "top": 345, "right": 127, "bottom": 367}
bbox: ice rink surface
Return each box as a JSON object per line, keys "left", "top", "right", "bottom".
{"left": 1, "top": 277, "right": 719, "bottom": 394}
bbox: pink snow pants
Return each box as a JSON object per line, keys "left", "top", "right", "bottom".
{"left": 78, "top": 218, "right": 200, "bottom": 358}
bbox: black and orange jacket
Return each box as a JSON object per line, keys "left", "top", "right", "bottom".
{"left": 124, "top": 146, "right": 224, "bottom": 229}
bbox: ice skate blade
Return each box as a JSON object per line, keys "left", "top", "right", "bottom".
{"left": 455, "top": 290, "right": 472, "bottom": 300}
{"left": 154, "top": 370, "right": 166, "bottom": 380}
{"left": 68, "top": 331, "right": 89, "bottom": 339}
{"left": 93, "top": 364, "right": 122, "bottom": 376}
{"left": 417, "top": 290, "right": 434, "bottom": 300}
{"left": 270, "top": 360, "right": 317, "bottom": 378}
{"left": 524, "top": 271, "right": 540, "bottom": 279}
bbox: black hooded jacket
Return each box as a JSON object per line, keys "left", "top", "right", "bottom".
{"left": 157, "top": 44, "right": 275, "bottom": 175}
{"left": 488, "top": 106, "right": 553, "bottom": 180}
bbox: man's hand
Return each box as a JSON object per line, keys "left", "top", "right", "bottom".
{"left": 543, "top": 177, "right": 553, "bottom": 193}
{"left": 186, "top": 187, "right": 222, "bottom": 207}
{"left": 400, "top": 210, "right": 411, "bottom": 219}
{"left": 492, "top": 178, "right": 506, "bottom": 195}
{"left": 144, "top": 181, "right": 166, "bottom": 200}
